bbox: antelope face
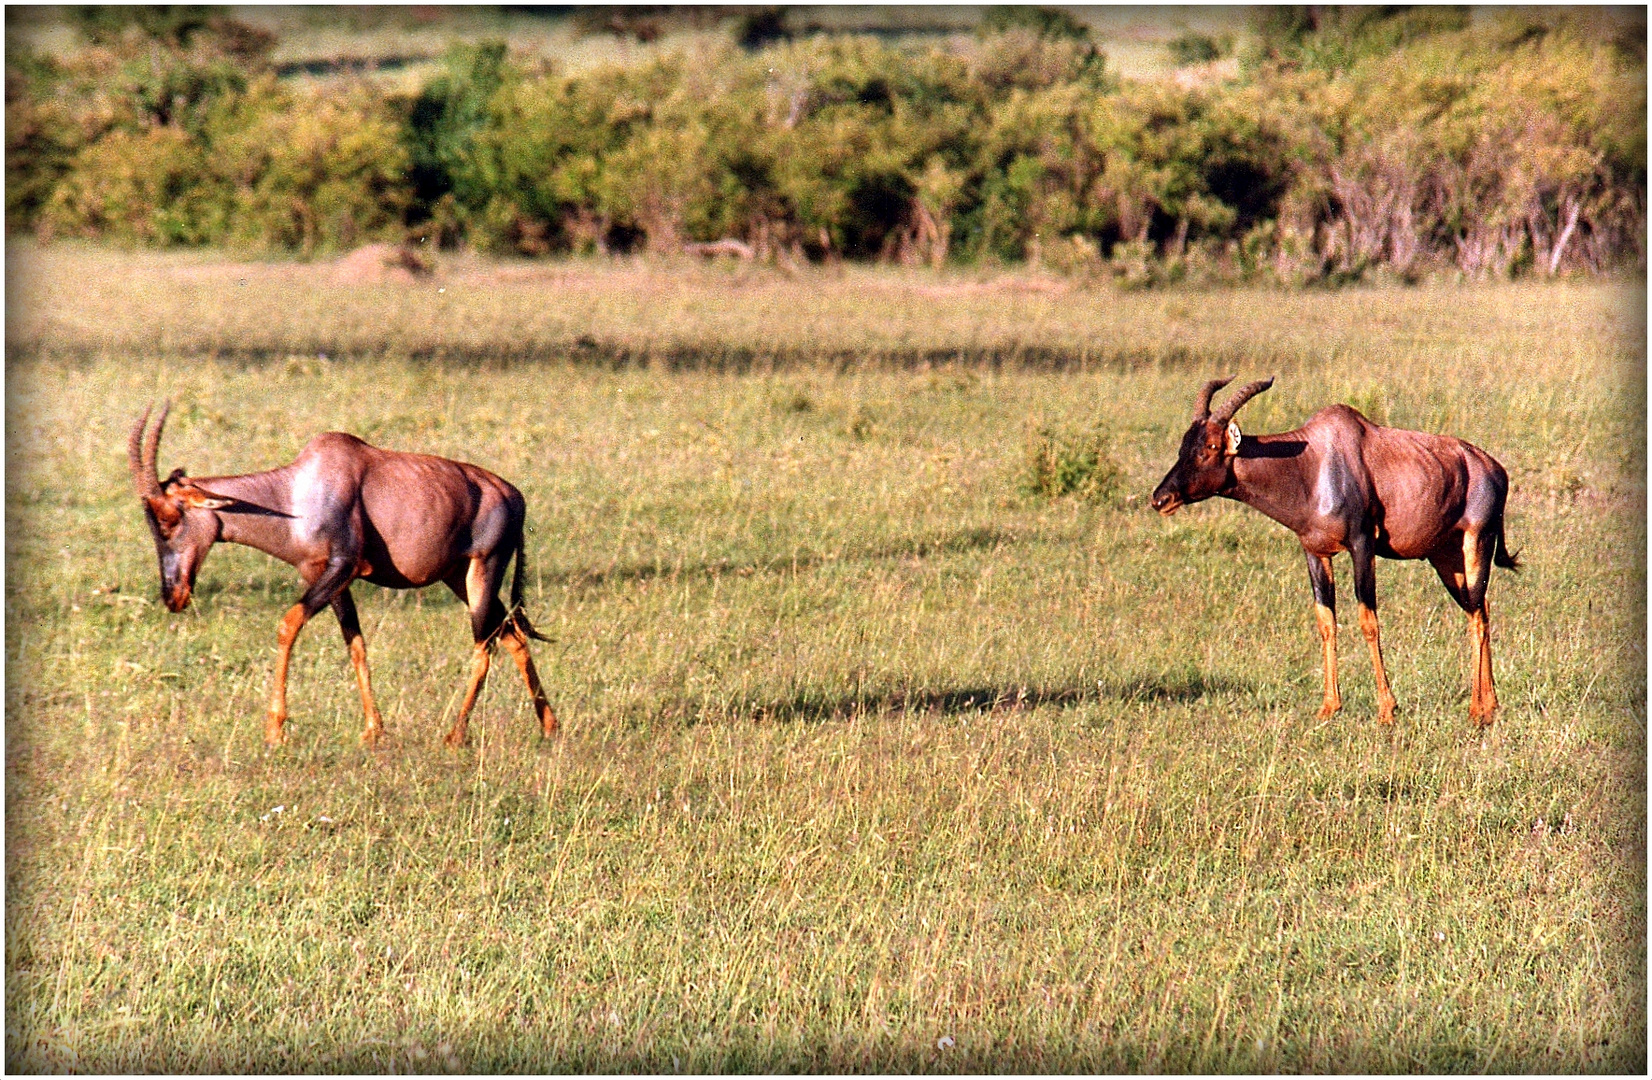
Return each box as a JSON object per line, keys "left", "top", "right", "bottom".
{"left": 141, "top": 474, "right": 229, "bottom": 612}
{"left": 1151, "top": 418, "right": 1240, "bottom": 515}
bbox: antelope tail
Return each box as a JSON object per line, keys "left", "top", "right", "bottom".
{"left": 508, "top": 520, "right": 552, "bottom": 642}
{"left": 1493, "top": 517, "right": 1522, "bottom": 572}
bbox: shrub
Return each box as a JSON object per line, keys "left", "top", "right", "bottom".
{"left": 1019, "top": 424, "right": 1123, "bottom": 504}
{"left": 6, "top": 48, "right": 85, "bottom": 231}
{"left": 402, "top": 42, "right": 510, "bottom": 243}
{"left": 39, "top": 126, "right": 226, "bottom": 245}
{"left": 1168, "top": 32, "right": 1224, "bottom": 66}
{"left": 212, "top": 82, "right": 410, "bottom": 255}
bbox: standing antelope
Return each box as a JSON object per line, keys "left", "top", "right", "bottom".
{"left": 128, "top": 402, "right": 558, "bottom": 747}
{"left": 1150, "top": 377, "right": 1519, "bottom": 727}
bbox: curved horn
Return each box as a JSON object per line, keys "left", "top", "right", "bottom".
{"left": 128, "top": 403, "right": 159, "bottom": 497}
{"left": 1192, "top": 377, "right": 1234, "bottom": 421}
{"left": 131, "top": 399, "right": 172, "bottom": 497}
{"left": 1211, "top": 377, "right": 1274, "bottom": 425}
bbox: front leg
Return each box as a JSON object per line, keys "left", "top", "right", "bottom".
{"left": 1350, "top": 534, "right": 1398, "bottom": 724}
{"left": 332, "top": 587, "right": 386, "bottom": 745}
{"left": 267, "top": 552, "right": 360, "bottom": 746}
{"left": 267, "top": 602, "right": 310, "bottom": 745}
{"left": 1304, "top": 549, "right": 1341, "bottom": 720}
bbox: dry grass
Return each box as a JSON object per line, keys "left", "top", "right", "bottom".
{"left": 6, "top": 6, "right": 1252, "bottom": 85}
{"left": 4, "top": 246, "right": 1645, "bottom": 1071}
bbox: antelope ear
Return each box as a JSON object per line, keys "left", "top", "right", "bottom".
{"left": 1225, "top": 421, "right": 1242, "bottom": 456}
{"left": 180, "top": 486, "right": 235, "bottom": 511}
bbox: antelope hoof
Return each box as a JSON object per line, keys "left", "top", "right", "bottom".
{"left": 362, "top": 726, "right": 384, "bottom": 748}
{"left": 1377, "top": 704, "right": 1397, "bottom": 726}
{"left": 443, "top": 729, "right": 469, "bottom": 750}
{"left": 264, "top": 721, "right": 288, "bottom": 746}
{"left": 1315, "top": 700, "right": 1341, "bottom": 721}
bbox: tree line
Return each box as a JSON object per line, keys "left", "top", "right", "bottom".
{"left": 6, "top": 6, "right": 1644, "bottom": 283}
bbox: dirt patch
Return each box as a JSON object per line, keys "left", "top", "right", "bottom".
{"left": 330, "top": 243, "right": 434, "bottom": 285}
{"left": 893, "top": 275, "right": 1073, "bottom": 301}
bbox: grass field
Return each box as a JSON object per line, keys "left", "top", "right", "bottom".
{"left": 5, "top": 246, "right": 1646, "bottom": 1071}
{"left": 6, "top": 6, "right": 1251, "bottom": 86}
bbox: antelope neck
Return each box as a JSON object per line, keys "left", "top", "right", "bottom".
{"left": 1225, "top": 434, "right": 1318, "bottom": 536}
{"left": 192, "top": 466, "right": 304, "bottom": 559}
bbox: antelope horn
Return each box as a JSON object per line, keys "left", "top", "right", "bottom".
{"left": 1211, "top": 377, "right": 1275, "bottom": 426}
{"left": 129, "top": 399, "right": 172, "bottom": 497}
{"left": 1192, "top": 377, "right": 1234, "bottom": 421}
{"left": 128, "top": 403, "right": 159, "bottom": 497}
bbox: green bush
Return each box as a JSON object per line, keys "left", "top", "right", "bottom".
{"left": 402, "top": 42, "right": 510, "bottom": 245}
{"left": 1167, "top": 32, "right": 1225, "bottom": 66}
{"left": 213, "top": 82, "right": 410, "bottom": 255}
{"left": 39, "top": 126, "right": 226, "bottom": 245}
{"left": 6, "top": 48, "right": 84, "bottom": 231}
{"left": 1019, "top": 424, "right": 1123, "bottom": 504}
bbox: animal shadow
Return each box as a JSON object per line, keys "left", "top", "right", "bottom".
{"left": 701, "top": 669, "right": 1251, "bottom": 725}
{"left": 548, "top": 527, "right": 1018, "bottom": 589}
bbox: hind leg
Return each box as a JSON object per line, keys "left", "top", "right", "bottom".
{"left": 443, "top": 555, "right": 510, "bottom": 747}
{"left": 1467, "top": 600, "right": 1497, "bottom": 725}
{"left": 499, "top": 625, "right": 558, "bottom": 737}
{"left": 1430, "top": 532, "right": 1498, "bottom": 727}
{"left": 1462, "top": 527, "right": 1500, "bottom": 725}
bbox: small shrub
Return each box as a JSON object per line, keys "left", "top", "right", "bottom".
{"left": 1167, "top": 32, "right": 1224, "bottom": 66}
{"left": 1108, "top": 237, "right": 1158, "bottom": 290}
{"left": 1019, "top": 424, "right": 1123, "bottom": 503}
{"left": 1043, "top": 233, "right": 1104, "bottom": 279}
{"left": 774, "top": 387, "right": 814, "bottom": 414}
{"left": 981, "top": 6, "right": 1096, "bottom": 44}
{"left": 735, "top": 7, "right": 790, "bottom": 49}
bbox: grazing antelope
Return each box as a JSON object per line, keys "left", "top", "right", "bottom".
{"left": 1150, "top": 377, "right": 1519, "bottom": 727}
{"left": 128, "top": 402, "right": 558, "bottom": 747}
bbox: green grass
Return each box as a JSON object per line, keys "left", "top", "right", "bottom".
{"left": 5, "top": 248, "right": 1645, "bottom": 1071}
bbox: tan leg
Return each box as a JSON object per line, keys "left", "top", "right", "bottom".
{"left": 1468, "top": 602, "right": 1498, "bottom": 726}
{"left": 501, "top": 626, "right": 558, "bottom": 737}
{"left": 333, "top": 590, "right": 385, "bottom": 745}
{"left": 437, "top": 557, "right": 508, "bottom": 748}
{"left": 347, "top": 635, "right": 384, "bottom": 744}
{"left": 1358, "top": 604, "right": 1397, "bottom": 724}
{"left": 267, "top": 603, "right": 309, "bottom": 745}
{"left": 1314, "top": 602, "right": 1341, "bottom": 720}
{"left": 1460, "top": 530, "right": 1499, "bottom": 727}
{"left": 447, "top": 642, "right": 492, "bottom": 747}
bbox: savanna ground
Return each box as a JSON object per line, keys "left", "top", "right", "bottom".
{"left": 5, "top": 245, "right": 1646, "bottom": 1072}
